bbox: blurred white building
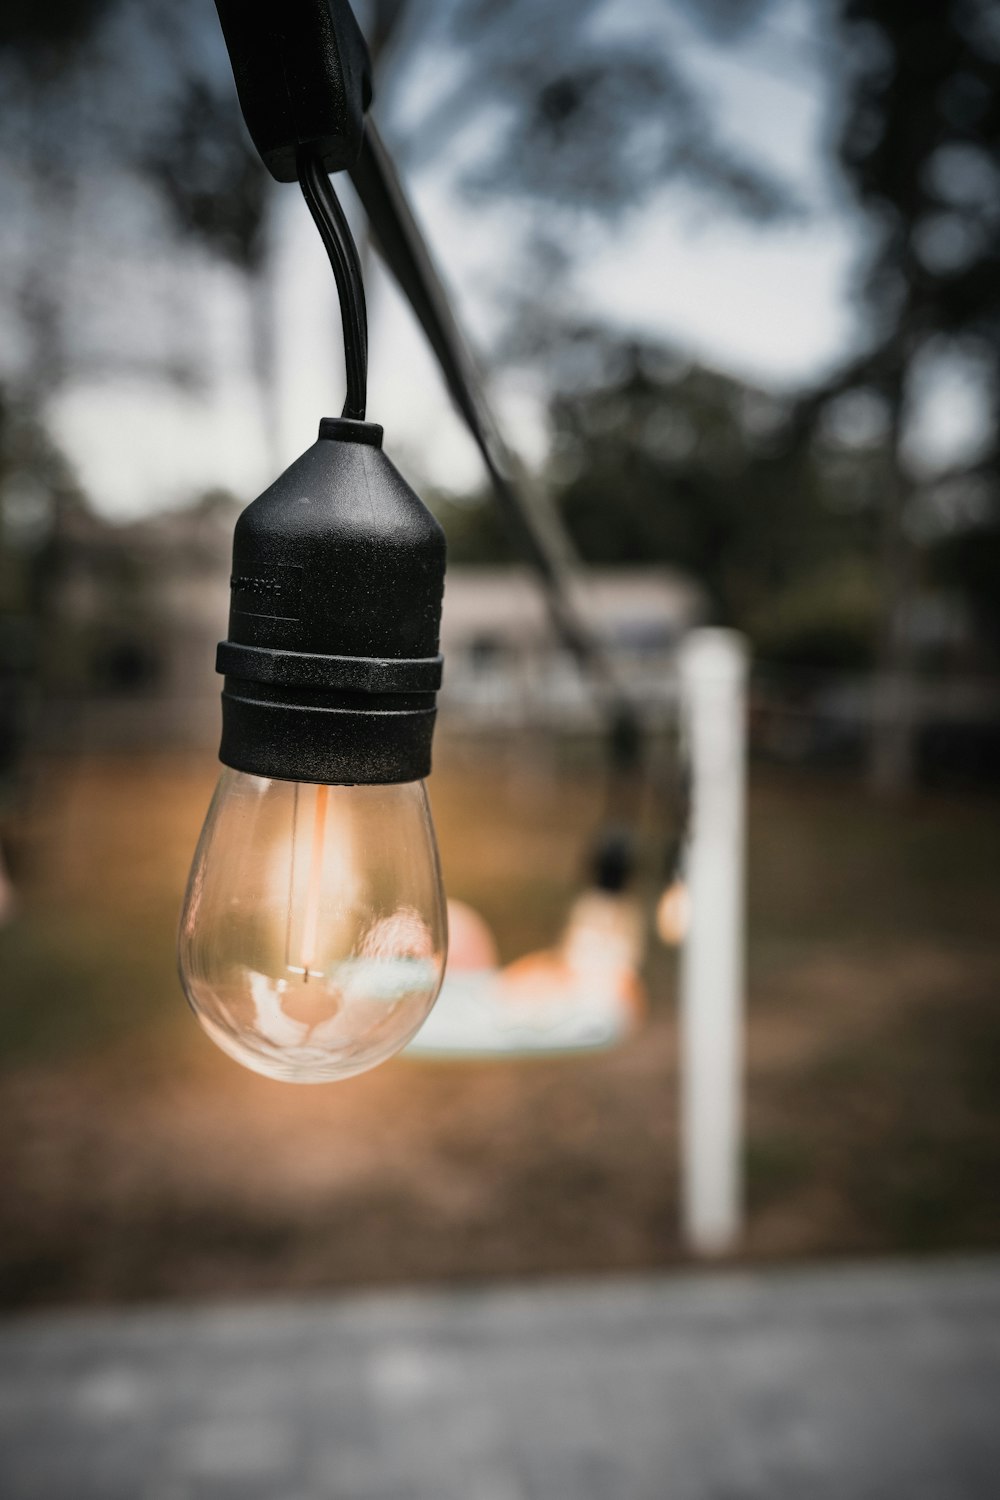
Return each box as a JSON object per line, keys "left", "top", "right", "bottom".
{"left": 37, "top": 497, "right": 705, "bottom": 748}
{"left": 439, "top": 566, "right": 705, "bottom": 729}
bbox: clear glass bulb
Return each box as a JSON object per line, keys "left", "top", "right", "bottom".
{"left": 178, "top": 769, "right": 447, "bottom": 1083}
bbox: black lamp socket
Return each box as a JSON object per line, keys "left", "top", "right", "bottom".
{"left": 217, "top": 419, "right": 446, "bottom": 785}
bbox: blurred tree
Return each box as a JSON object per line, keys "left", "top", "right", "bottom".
{"left": 0, "top": 4, "right": 106, "bottom": 391}
{"left": 547, "top": 337, "right": 882, "bottom": 663}
{"left": 363, "top": 0, "right": 802, "bottom": 628}
{"left": 434, "top": 332, "right": 887, "bottom": 671}
{"left": 0, "top": 0, "right": 272, "bottom": 409}
{"left": 0, "top": 0, "right": 797, "bottom": 498}
{"left": 0, "top": 0, "right": 275, "bottom": 789}
{"left": 932, "top": 517, "right": 1000, "bottom": 657}
{"left": 0, "top": 385, "right": 87, "bottom": 779}
{"left": 796, "top": 0, "right": 1000, "bottom": 792}
{"left": 137, "top": 55, "right": 278, "bottom": 465}
{"left": 372, "top": 0, "right": 795, "bottom": 356}
{"left": 425, "top": 487, "right": 518, "bottom": 565}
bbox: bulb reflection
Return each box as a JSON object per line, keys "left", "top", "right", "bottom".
{"left": 178, "top": 769, "right": 446, "bottom": 1082}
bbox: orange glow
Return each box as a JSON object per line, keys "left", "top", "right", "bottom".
{"left": 655, "top": 880, "right": 689, "bottom": 946}
{"left": 445, "top": 899, "right": 499, "bottom": 971}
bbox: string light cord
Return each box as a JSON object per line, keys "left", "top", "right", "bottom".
{"left": 297, "top": 144, "right": 369, "bottom": 421}
{"left": 349, "top": 122, "right": 651, "bottom": 838}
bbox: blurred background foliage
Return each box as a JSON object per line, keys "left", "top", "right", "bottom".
{"left": 0, "top": 0, "right": 998, "bottom": 1303}
{"left": 1, "top": 0, "right": 998, "bottom": 769}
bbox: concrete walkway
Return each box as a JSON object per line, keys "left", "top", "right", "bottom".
{"left": 1, "top": 1258, "right": 999, "bottom": 1499}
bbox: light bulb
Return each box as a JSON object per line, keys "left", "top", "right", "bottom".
{"left": 182, "top": 416, "right": 449, "bottom": 1078}
{"left": 179, "top": 769, "right": 446, "bottom": 1083}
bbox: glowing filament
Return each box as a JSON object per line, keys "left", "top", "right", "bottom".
{"left": 299, "top": 783, "right": 329, "bottom": 979}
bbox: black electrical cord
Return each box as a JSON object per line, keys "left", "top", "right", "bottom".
{"left": 350, "top": 123, "right": 642, "bottom": 716}
{"left": 297, "top": 144, "right": 369, "bottom": 421}
{"left": 350, "top": 121, "right": 647, "bottom": 827}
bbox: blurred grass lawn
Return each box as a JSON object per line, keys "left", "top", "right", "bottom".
{"left": 1, "top": 739, "right": 998, "bottom": 1308}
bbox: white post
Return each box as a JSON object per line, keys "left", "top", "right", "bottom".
{"left": 678, "top": 628, "right": 748, "bottom": 1255}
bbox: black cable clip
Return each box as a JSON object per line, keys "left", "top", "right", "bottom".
{"left": 213, "top": 0, "right": 373, "bottom": 182}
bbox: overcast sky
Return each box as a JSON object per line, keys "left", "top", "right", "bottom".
{"left": 37, "top": 0, "right": 986, "bottom": 522}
